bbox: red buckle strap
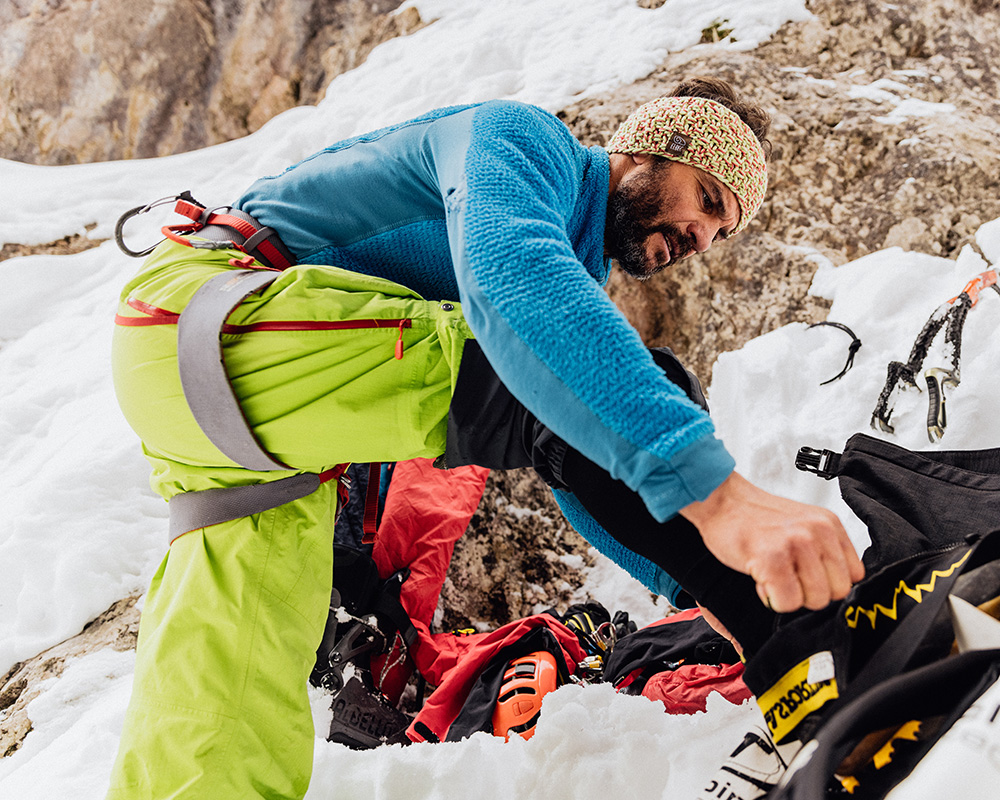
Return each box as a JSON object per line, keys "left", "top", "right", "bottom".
{"left": 362, "top": 462, "right": 381, "bottom": 544}
{"left": 204, "top": 211, "right": 259, "bottom": 242}
{"left": 255, "top": 238, "right": 293, "bottom": 271}
{"left": 319, "top": 463, "right": 353, "bottom": 514}
{"left": 174, "top": 197, "right": 207, "bottom": 222}
{"left": 167, "top": 203, "right": 294, "bottom": 271}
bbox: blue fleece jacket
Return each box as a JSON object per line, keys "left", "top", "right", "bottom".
{"left": 237, "top": 101, "right": 735, "bottom": 591}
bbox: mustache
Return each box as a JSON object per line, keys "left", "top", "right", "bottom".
{"left": 660, "top": 227, "right": 696, "bottom": 261}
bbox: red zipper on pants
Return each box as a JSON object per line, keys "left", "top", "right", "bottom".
{"left": 115, "top": 296, "right": 413, "bottom": 359}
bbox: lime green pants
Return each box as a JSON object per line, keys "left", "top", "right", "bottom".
{"left": 107, "top": 490, "right": 338, "bottom": 799}
{"left": 107, "top": 243, "right": 472, "bottom": 798}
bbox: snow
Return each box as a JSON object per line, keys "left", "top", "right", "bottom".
{"left": 711, "top": 241, "right": 1000, "bottom": 553}
{"left": 1, "top": 0, "right": 997, "bottom": 797}
{"left": 847, "top": 78, "right": 956, "bottom": 124}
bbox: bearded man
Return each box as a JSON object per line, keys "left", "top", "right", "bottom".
{"left": 108, "top": 77, "right": 863, "bottom": 799}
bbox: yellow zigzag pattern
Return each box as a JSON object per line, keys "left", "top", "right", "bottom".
{"left": 844, "top": 551, "right": 971, "bottom": 630}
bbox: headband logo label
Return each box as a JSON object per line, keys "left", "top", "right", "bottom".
{"left": 666, "top": 131, "right": 690, "bottom": 156}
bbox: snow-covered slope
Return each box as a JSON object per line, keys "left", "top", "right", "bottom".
{"left": 3, "top": 1, "right": 999, "bottom": 797}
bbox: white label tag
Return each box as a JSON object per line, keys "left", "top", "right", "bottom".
{"left": 807, "top": 651, "right": 835, "bottom": 685}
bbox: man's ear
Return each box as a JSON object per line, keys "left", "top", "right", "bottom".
{"left": 632, "top": 152, "right": 652, "bottom": 166}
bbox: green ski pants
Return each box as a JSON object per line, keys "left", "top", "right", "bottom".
{"left": 107, "top": 243, "right": 472, "bottom": 799}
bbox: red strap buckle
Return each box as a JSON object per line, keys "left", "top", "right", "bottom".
{"left": 361, "top": 463, "right": 381, "bottom": 544}
{"left": 174, "top": 198, "right": 206, "bottom": 223}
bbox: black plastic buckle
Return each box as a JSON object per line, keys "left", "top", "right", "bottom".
{"left": 794, "top": 446, "right": 841, "bottom": 480}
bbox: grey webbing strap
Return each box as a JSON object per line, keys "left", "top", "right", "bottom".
{"left": 243, "top": 226, "right": 278, "bottom": 255}
{"left": 177, "top": 269, "right": 288, "bottom": 471}
{"left": 195, "top": 208, "right": 296, "bottom": 269}
{"left": 168, "top": 472, "right": 321, "bottom": 544}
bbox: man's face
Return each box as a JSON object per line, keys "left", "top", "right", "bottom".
{"left": 605, "top": 156, "right": 741, "bottom": 280}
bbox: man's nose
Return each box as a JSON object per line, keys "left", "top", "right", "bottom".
{"left": 688, "top": 220, "right": 718, "bottom": 253}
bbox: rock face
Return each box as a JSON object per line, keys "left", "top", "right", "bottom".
{"left": 560, "top": 0, "right": 1000, "bottom": 379}
{"left": 0, "top": 0, "right": 422, "bottom": 165}
{"left": 439, "top": 469, "right": 592, "bottom": 632}
{"left": 4, "top": 0, "right": 1000, "bottom": 752}
{"left": 0, "top": 596, "right": 140, "bottom": 757}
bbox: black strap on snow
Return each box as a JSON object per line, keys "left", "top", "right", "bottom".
{"left": 177, "top": 269, "right": 288, "bottom": 472}
{"left": 807, "top": 321, "right": 862, "bottom": 385}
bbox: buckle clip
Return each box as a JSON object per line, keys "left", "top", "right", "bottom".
{"left": 794, "top": 447, "right": 840, "bottom": 480}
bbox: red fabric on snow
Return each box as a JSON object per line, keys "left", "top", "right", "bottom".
{"left": 368, "top": 458, "right": 489, "bottom": 702}
{"left": 639, "top": 661, "right": 751, "bottom": 714}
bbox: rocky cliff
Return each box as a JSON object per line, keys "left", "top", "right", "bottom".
{"left": 564, "top": 0, "right": 1000, "bottom": 379}
{"left": 0, "top": 0, "right": 421, "bottom": 165}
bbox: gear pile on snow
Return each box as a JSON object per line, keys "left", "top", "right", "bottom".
{"left": 311, "top": 461, "right": 750, "bottom": 749}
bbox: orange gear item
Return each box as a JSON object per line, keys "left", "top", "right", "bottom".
{"left": 491, "top": 651, "right": 560, "bottom": 741}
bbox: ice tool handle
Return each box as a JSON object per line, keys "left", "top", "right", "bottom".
{"left": 870, "top": 269, "right": 999, "bottom": 437}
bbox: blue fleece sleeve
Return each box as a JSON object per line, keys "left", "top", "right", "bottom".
{"left": 553, "top": 490, "right": 691, "bottom": 607}
{"left": 441, "top": 102, "right": 734, "bottom": 522}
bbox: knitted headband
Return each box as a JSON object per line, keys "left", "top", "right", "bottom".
{"left": 607, "top": 96, "right": 768, "bottom": 235}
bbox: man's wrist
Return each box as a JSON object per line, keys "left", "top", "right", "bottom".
{"left": 679, "top": 470, "right": 738, "bottom": 528}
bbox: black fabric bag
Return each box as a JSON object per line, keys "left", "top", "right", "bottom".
{"left": 834, "top": 434, "right": 1000, "bottom": 570}
{"left": 747, "top": 435, "right": 1000, "bottom": 718}
{"left": 725, "top": 434, "right": 1000, "bottom": 799}
{"left": 602, "top": 613, "right": 740, "bottom": 694}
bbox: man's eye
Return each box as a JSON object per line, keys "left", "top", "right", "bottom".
{"left": 702, "top": 189, "right": 712, "bottom": 208}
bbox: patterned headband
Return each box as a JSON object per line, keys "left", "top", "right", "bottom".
{"left": 606, "top": 96, "right": 768, "bottom": 235}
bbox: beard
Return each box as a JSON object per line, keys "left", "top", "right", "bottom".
{"left": 605, "top": 159, "right": 694, "bottom": 281}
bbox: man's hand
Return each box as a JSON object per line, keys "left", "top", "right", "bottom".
{"left": 680, "top": 472, "right": 864, "bottom": 613}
